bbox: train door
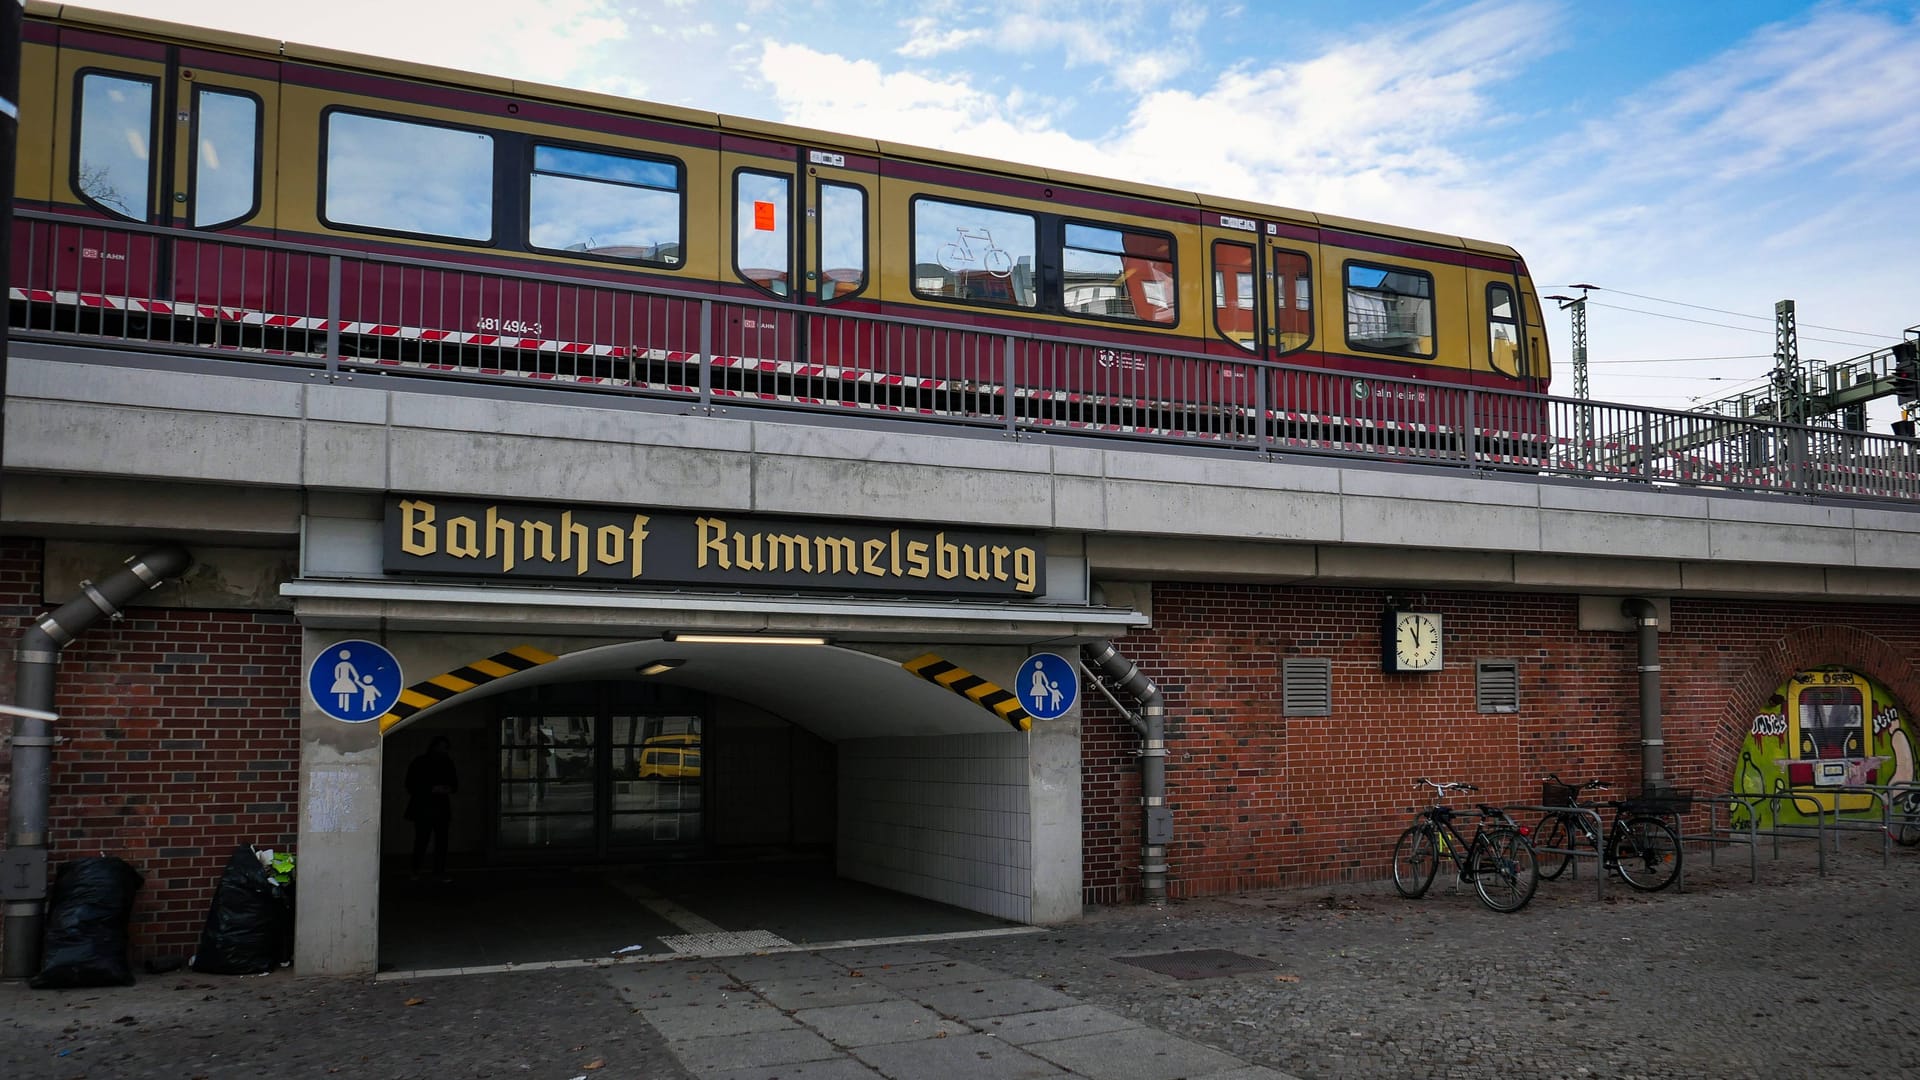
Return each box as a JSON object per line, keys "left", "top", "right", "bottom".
{"left": 53, "top": 32, "right": 276, "bottom": 312}
{"left": 166, "top": 46, "right": 278, "bottom": 312}
{"left": 52, "top": 29, "right": 168, "bottom": 301}
{"left": 799, "top": 147, "right": 880, "bottom": 388}
{"left": 717, "top": 135, "right": 800, "bottom": 372}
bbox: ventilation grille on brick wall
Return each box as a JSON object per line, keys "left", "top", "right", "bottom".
{"left": 1477, "top": 659, "right": 1520, "bottom": 713}
{"left": 1282, "top": 657, "right": 1331, "bottom": 716}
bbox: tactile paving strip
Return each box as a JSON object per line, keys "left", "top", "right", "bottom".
{"left": 659, "top": 930, "right": 796, "bottom": 955}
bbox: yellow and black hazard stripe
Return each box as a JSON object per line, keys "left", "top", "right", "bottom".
{"left": 902, "top": 653, "right": 1033, "bottom": 732}
{"left": 378, "top": 645, "right": 558, "bottom": 733}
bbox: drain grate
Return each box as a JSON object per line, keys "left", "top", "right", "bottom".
{"left": 1115, "top": 948, "right": 1276, "bottom": 980}
{"left": 659, "top": 930, "right": 795, "bottom": 955}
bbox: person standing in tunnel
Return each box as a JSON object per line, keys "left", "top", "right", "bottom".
{"left": 405, "top": 735, "right": 459, "bottom": 882}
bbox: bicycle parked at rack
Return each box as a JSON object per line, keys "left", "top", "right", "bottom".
{"left": 1391, "top": 778, "right": 1540, "bottom": 913}
{"left": 1532, "top": 775, "right": 1687, "bottom": 892}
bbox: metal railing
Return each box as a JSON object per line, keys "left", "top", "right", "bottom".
{"left": 13, "top": 209, "right": 1920, "bottom": 505}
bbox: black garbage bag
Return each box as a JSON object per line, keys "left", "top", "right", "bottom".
{"left": 30, "top": 855, "right": 144, "bottom": 989}
{"left": 190, "top": 845, "right": 285, "bottom": 975}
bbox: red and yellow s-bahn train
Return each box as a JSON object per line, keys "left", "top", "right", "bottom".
{"left": 12, "top": 3, "right": 1552, "bottom": 439}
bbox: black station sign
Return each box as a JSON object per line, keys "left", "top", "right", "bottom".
{"left": 384, "top": 497, "right": 1045, "bottom": 598}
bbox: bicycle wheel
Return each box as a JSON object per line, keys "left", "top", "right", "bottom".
{"left": 1533, "top": 813, "right": 1572, "bottom": 880}
{"left": 1469, "top": 826, "right": 1539, "bottom": 913}
{"left": 1893, "top": 790, "right": 1920, "bottom": 847}
{"left": 1611, "top": 816, "right": 1681, "bottom": 892}
{"left": 1391, "top": 824, "right": 1440, "bottom": 898}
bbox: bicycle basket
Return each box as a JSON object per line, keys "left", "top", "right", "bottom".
{"left": 1542, "top": 781, "right": 1578, "bottom": 807}
{"left": 1623, "top": 786, "right": 1693, "bottom": 816}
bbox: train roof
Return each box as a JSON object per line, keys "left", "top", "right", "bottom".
{"left": 33, "top": 1, "right": 1524, "bottom": 261}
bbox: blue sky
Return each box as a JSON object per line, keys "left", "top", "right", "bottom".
{"left": 82, "top": 0, "right": 1920, "bottom": 428}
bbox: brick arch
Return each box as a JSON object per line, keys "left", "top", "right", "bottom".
{"left": 1710, "top": 623, "right": 1920, "bottom": 783}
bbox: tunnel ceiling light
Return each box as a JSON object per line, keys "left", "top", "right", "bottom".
{"left": 637, "top": 659, "right": 687, "bottom": 676}
{"left": 663, "top": 632, "right": 828, "bottom": 646}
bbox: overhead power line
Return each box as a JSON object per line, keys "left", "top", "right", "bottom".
{"left": 1583, "top": 301, "right": 1890, "bottom": 350}
{"left": 1556, "top": 286, "right": 1897, "bottom": 341}
{"left": 1587, "top": 354, "right": 1773, "bottom": 365}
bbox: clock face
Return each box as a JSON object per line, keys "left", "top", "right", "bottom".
{"left": 1392, "top": 612, "right": 1443, "bottom": 671}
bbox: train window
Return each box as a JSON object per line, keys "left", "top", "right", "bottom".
{"left": 1344, "top": 261, "right": 1434, "bottom": 359}
{"left": 817, "top": 181, "right": 866, "bottom": 301}
{"left": 529, "top": 145, "right": 681, "bottom": 265}
{"left": 1273, "top": 249, "right": 1314, "bottom": 355}
{"left": 1487, "top": 283, "right": 1522, "bottom": 376}
{"left": 190, "top": 88, "right": 260, "bottom": 228}
{"left": 323, "top": 111, "right": 494, "bottom": 242}
{"left": 735, "top": 170, "right": 791, "bottom": 297}
{"left": 911, "top": 197, "right": 1037, "bottom": 309}
{"left": 1212, "top": 241, "right": 1256, "bottom": 352}
{"left": 1061, "top": 222, "right": 1176, "bottom": 325}
{"left": 74, "top": 71, "right": 156, "bottom": 221}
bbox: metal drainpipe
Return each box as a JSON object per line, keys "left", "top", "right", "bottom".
{"left": 1621, "top": 598, "right": 1666, "bottom": 790}
{"left": 1080, "top": 640, "right": 1168, "bottom": 907}
{"left": 4, "top": 546, "right": 191, "bottom": 979}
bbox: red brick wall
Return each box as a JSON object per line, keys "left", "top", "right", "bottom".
{"left": 0, "top": 538, "right": 300, "bottom": 963}
{"left": 1082, "top": 583, "right": 1920, "bottom": 905}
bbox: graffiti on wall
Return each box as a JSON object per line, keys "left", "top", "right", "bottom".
{"left": 1732, "top": 667, "right": 1915, "bottom": 827}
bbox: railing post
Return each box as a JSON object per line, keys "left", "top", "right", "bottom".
{"left": 1639, "top": 411, "right": 1655, "bottom": 482}
{"left": 1002, "top": 334, "right": 1017, "bottom": 436}
{"left": 1789, "top": 426, "right": 1809, "bottom": 493}
{"left": 1463, "top": 388, "right": 1477, "bottom": 466}
{"left": 325, "top": 255, "right": 341, "bottom": 377}
{"left": 697, "top": 299, "right": 714, "bottom": 409}
{"left": 1255, "top": 369, "right": 1271, "bottom": 454}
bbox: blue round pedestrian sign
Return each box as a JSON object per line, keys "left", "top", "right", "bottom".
{"left": 308, "top": 639, "right": 404, "bottom": 723}
{"left": 1016, "top": 652, "right": 1078, "bottom": 720}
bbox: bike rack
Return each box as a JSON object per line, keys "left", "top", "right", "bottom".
{"left": 1683, "top": 790, "right": 1831, "bottom": 881}
{"left": 1506, "top": 804, "right": 1606, "bottom": 901}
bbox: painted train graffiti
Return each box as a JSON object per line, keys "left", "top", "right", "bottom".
{"left": 1732, "top": 667, "right": 1916, "bottom": 826}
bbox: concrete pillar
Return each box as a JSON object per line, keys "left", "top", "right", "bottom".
{"left": 294, "top": 629, "right": 385, "bottom": 975}
{"left": 1028, "top": 696, "right": 1083, "bottom": 923}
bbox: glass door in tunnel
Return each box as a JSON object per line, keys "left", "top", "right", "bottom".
{"left": 489, "top": 681, "right": 711, "bottom": 861}
{"left": 610, "top": 713, "right": 705, "bottom": 848}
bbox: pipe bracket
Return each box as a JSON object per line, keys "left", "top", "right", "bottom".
{"left": 8, "top": 736, "right": 59, "bottom": 747}
{"left": 13, "top": 648, "right": 59, "bottom": 665}
{"left": 80, "top": 582, "right": 124, "bottom": 621}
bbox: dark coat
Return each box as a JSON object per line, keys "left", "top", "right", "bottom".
{"left": 404, "top": 748, "right": 458, "bottom": 823}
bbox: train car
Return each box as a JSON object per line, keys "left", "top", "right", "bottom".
{"left": 11, "top": 3, "right": 1552, "bottom": 447}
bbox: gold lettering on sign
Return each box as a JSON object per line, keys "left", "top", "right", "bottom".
{"left": 395, "top": 503, "right": 1034, "bottom": 592}
{"left": 486, "top": 506, "right": 516, "bottom": 572}
{"left": 447, "top": 516, "right": 479, "bottom": 558}
{"left": 400, "top": 499, "right": 437, "bottom": 556}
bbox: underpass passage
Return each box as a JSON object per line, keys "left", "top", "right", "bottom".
{"left": 375, "top": 858, "right": 1020, "bottom": 974}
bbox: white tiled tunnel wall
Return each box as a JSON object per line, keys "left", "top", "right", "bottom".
{"left": 836, "top": 732, "right": 1032, "bottom": 922}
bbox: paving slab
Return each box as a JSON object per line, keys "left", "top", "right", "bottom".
{"left": 607, "top": 961, "right": 734, "bottom": 1004}
{"left": 641, "top": 1000, "right": 801, "bottom": 1041}
{"left": 977, "top": 1004, "right": 1141, "bottom": 1046}
{"left": 852, "top": 1032, "right": 1067, "bottom": 1080}
{"left": 1023, "top": 1027, "right": 1248, "bottom": 1080}
{"left": 707, "top": 1060, "right": 888, "bottom": 1080}
{"left": 910, "top": 978, "right": 1083, "bottom": 1020}
{"left": 670, "top": 1027, "right": 844, "bottom": 1073}
{"left": 755, "top": 973, "right": 905, "bottom": 1011}
{"left": 718, "top": 950, "right": 855, "bottom": 982}
{"left": 863, "top": 958, "right": 1007, "bottom": 989}
{"left": 1194, "top": 1066, "right": 1308, "bottom": 1080}
{"left": 819, "top": 944, "right": 954, "bottom": 969}
{"left": 794, "top": 999, "right": 971, "bottom": 1047}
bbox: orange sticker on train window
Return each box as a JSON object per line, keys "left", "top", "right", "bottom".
{"left": 753, "top": 201, "right": 776, "bottom": 231}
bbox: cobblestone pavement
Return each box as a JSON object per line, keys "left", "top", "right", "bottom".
{"left": 4, "top": 839, "right": 1916, "bottom": 1079}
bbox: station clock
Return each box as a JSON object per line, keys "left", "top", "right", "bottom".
{"left": 1382, "top": 609, "right": 1444, "bottom": 673}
